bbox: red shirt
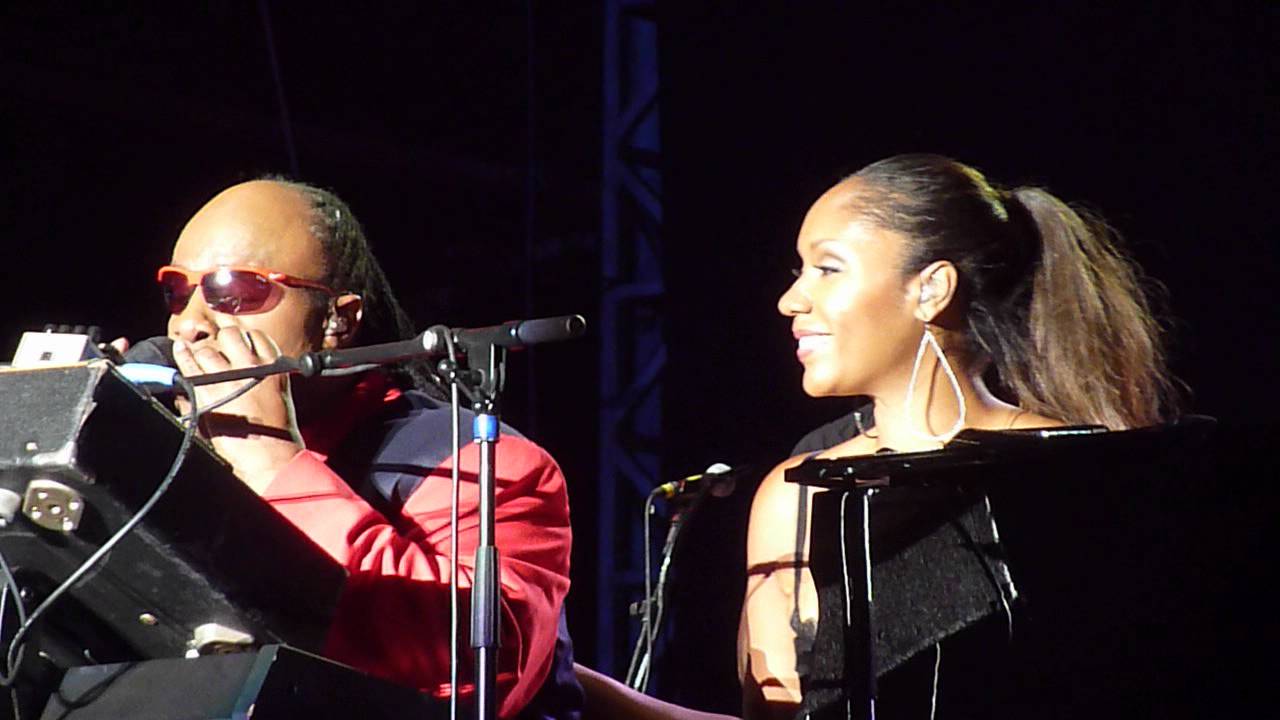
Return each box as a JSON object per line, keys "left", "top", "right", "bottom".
{"left": 259, "top": 374, "right": 572, "bottom": 718}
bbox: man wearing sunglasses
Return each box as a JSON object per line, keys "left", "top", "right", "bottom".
{"left": 133, "top": 178, "right": 579, "bottom": 719}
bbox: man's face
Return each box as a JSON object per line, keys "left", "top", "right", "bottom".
{"left": 165, "top": 180, "right": 330, "bottom": 358}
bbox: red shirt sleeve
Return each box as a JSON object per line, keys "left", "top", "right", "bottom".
{"left": 260, "top": 436, "right": 572, "bottom": 718}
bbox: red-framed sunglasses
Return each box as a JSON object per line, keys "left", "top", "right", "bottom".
{"left": 156, "top": 265, "right": 338, "bottom": 315}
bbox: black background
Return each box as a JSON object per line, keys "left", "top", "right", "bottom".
{"left": 3, "top": 2, "right": 1275, "bottom": 716}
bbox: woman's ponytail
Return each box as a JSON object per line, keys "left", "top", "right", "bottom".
{"left": 1001, "top": 188, "right": 1176, "bottom": 428}
{"left": 850, "top": 154, "right": 1178, "bottom": 430}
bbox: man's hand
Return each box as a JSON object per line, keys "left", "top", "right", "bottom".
{"left": 172, "top": 322, "right": 304, "bottom": 494}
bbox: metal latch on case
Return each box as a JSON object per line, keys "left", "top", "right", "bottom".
{"left": 188, "top": 623, "right": 257, "bottom": 656}
{"left": 22, "top": 479, "right": 84, "bottom": 533}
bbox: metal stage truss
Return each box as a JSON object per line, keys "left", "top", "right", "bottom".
{"left": 597, "top": 0, "right": 663, "bottom": 675}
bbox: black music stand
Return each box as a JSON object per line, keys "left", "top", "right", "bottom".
{"left": 784, "top": 417, "right": 1216, "bottom": 719}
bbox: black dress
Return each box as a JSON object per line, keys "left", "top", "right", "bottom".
{"left": 788, "top": 406, "right": 1017, "bottom": 719}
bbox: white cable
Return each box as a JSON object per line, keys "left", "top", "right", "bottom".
{"left": 449, "top": 384, "right": 461, "bottom": 720}
{"left": 638, "top": 495, "right": 688, "bottom": 693}
{"left": 626, "top": 491, "right": 659, "bottom": 689}
{"left": 443, "top": 328, "right": 462, "bottom": 720}
{"left": 983, "top": 497, "right": 1016, "bottom": 640}
{"left": 860, "top": 493, "right": 872, "bottom": 608}
{"left": 839, "top": 494, "right": 853, "bottom": 630}
{"left": 646, "top": 527, "right": 678, "bottom": 692}
{"left": 640, "top": 493, "right": 658, "bottom": 691}
{"left": 839, "top": 491, "right": 878, "bottom": 720}
{"left": 0, "top": 557, "right": 26, "bottom": 691}
{"left": 2, "top": 375, "right": 199, "bottom": 686}
{"left": 929, "top": 643, "right": 941, "bottom": 720}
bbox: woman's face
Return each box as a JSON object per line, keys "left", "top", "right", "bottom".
{"left": 777, "top": 184, "right": 922, "bottom": 398}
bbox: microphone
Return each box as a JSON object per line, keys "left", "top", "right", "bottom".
{"left": 117, "top": 337, "right": 178, "bottom": 392}
{"left": 450, "top": 315, "right": 587, "bottom": 351}
{"left": 304, "top": 314, "right": 587, "bottom": 372}
{"left": 655, "top": 462, "right": 735, "bottom": 500}
{"left": 122, "top": 336, "right": 176, "bottom": 367}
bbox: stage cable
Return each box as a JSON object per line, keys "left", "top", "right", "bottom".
{"left": 929, "top": 643, "right": 941, "bottom": 720}
{"left": 184, "top": 377, "right": 264, "bottom": 421}
{"left": 523, "top": 0, "right": 539, "bottom": 438}
{"left": 0, "top": 545, "right": 30, "bottom": 718}
{"left": 257, "top": 0, "right": 301, "bottom": 176}
{"left": 441, "top": 328, "right": 463, "bottom": 720}
{"left": 0, "top": 374, "right": 200, "bottom": 688}
{"left": 625, "top": 490, "right": 659, "bottom": 688}
{"left": 628, "top": 481, "right": 704, "bottom": 692}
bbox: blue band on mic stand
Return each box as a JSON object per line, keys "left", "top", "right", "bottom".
{"left": 473, "top": 413, "right": 499, "bottom": 443}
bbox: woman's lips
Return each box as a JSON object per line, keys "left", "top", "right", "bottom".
{"left": 795, "top": 333, "right": 831, "bottom": 360}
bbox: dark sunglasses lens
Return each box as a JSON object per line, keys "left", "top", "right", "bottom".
{"left": 203, "top": 269, "right": 273, "bottom": 314}
{"left": 158, "top": 272, "right": 194, "bottom": 314}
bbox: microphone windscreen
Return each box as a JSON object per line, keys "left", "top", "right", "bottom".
{"left": 123, "top": 336, "right": 176, "bottom": 368}
{"left": 513, "top": 315, "right": 586, "bottom": 345}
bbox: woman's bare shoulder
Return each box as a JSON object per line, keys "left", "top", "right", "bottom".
{"left": 752, "top": 454, "right": 808, "bottom": 512}
{"left": 815, "top": 433, "right": 878, "bottom": 459}
{"left": 755, "top": 435, "right": 878, "bottom": 502}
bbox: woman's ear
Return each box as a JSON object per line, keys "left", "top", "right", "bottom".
{"left": 910, "top": 260, "right": 958, "bottom": 323}
{"left": 322, "top": 293, "right": 364, "bottom": 349}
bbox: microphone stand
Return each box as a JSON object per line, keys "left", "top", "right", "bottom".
{"left": 152, "top": 315, "right": 585, "bottom": 720}
{"left": 629, "top": 489, "right": 696, "bottom": 692}
{"left": 185, "top": 346, "right": 505, "bottom": 720}
{"left": 439, "top": 340, "right": 506, "bottom": 720}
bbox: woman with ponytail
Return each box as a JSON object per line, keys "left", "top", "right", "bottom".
{"left": 578, "top": 155, "right": 1177, "bottom": 719}
{"left": 741, "top": 154, "right": 1178, "bottom": 717}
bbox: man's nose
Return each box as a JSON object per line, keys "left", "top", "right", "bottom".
{"left": 169, "top": 289, "right": 217, "bottom": 344}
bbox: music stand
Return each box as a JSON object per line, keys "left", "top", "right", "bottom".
{"left": 783, "top": 417, "right": 1216, "bottom": 719}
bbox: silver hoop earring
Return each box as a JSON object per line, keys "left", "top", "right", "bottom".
{"left": 904, "top": 326, "right": 967, "bottom": 443}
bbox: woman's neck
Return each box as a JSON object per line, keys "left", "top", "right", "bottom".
{"left": 862, "top": 356, "right": 1019, "bottom": 453}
